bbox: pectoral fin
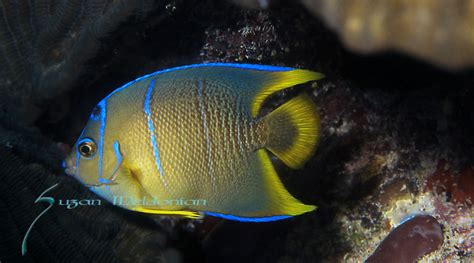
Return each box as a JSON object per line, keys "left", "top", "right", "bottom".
{"left": 109, "top": 162, "right": 146, "bottom": 202}
{"left": 106, "top": 142, "right": 202, "bottom": 219}
{"left": 116, "top": 169, "right": 203, "bottom": 219}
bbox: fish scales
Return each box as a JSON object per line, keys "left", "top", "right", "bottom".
{"left": 148, "top": 77, "right": 262, "bottom": 209}
{"left": 104, "top": 75, "right": 262, "bottom": 208}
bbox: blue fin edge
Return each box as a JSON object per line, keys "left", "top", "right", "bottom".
{"left": 103, "top": 63, "right": 294, "bottom": 101}
{"left": 205, "top": 211, "right": 292, "bottom": 222}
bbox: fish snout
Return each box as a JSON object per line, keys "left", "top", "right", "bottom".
{"left": 63, "top": 154, "right": 76, "bottom": 176}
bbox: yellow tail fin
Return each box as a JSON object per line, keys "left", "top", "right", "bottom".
{"left": 263, "top": 93, "right": 320, "bottom": 169}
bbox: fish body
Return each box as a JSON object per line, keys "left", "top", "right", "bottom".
{"left": 64, "top": 63, "right": 324, "bottom": 221}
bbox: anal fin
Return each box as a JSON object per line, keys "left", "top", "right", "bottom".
{"left": 256, "top": 149, "right": 316, "bottom": 216}
{"left": 210, "top": 149, "right": 316, "bottom": 220}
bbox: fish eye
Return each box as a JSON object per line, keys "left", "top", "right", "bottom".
{"left": 78, "top": 138, "right": 97, "bottom": 158}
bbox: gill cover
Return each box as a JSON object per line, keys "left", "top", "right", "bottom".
{"left": 74, "top": 100, "right": 112, "bottom": 186}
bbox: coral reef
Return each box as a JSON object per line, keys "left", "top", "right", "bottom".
{"left": 301, "top": 0, "right": 474, "bottom": 69}
{"left": 0, "top": 0, "right": 167, "bottom": 124}
{"left": 231, "top": 0, "right": 474, "bottom": 69}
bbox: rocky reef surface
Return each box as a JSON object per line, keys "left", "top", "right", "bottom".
{"left": 0, "top": 0, "right": 473, "bottom": 262}
{"left": 233, "top": 0, "right": 474, "bottom": 69}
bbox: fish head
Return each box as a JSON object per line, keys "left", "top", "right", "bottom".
{"left": 64, "top": 100, "right": 119, "bottom": 188}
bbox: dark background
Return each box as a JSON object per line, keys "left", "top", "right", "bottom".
{"left": 0, "top": 0, "right": 472, "bottom": 262}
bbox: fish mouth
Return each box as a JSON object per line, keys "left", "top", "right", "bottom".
{"left": 63, "top": 156, "right": 76, "bottom": 176}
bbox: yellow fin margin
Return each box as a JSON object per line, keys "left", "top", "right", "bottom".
{"left": 257, "top": 149, "right": 316, "bottom": 216}
{"left": 133, "top": 207, "right": 204, "bottom": 219}
{"left": 251, "top": 69, "right": 324, "bottom": 117}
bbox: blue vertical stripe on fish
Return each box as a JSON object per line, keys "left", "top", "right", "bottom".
{"left": 98, "top": 100, "right": 107, "bottom": 181}
{"left": 144, "top": 80, "right": 168, "bottom": 189}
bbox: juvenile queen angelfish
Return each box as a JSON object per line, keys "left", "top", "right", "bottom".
{"left": 64, "top": 63, "right": 324, "bottom": 222}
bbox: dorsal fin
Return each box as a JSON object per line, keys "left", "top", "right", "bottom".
{"left": 108, "top": 63, "right": 323, "bottom": 118}
{"left": 249, "top": 69, "right": 324, "bottom": 117}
